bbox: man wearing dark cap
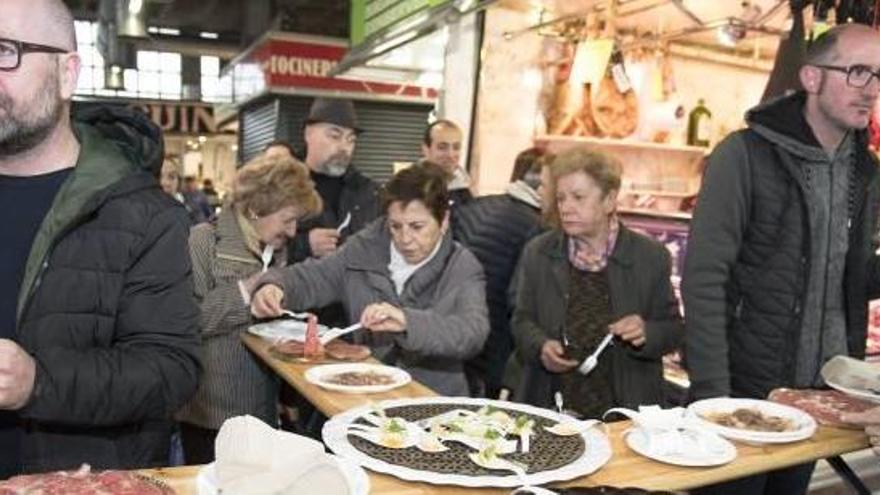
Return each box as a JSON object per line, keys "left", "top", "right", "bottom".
{"left": 280, "top": 98, "right": 380, "bottom": 433}
{"left": 289, "top": 98, "right": 380, "bottom": 263}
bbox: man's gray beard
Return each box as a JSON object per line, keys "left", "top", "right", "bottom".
{"left": 319, "top": 156, "right": 350, "bottom": 177}
{"left": 0, "top": 79, "right": 63, "bottom": 158}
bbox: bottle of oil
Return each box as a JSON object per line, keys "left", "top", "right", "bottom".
{"left": 687, "top": 98, "right": 712, "bottom": 147}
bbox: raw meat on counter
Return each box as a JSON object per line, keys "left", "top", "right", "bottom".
{"left": 768, "top": 388, "right": 876, "bottom": 428}
{"left": 0, "top": 465, "right": 173, "bottom": 494}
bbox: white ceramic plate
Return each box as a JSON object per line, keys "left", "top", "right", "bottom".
{"left": 322, "top": 396, "right": 612, "bottom": 488}
{"left": 305, "top": 363, "right": 411, "bottom": 394}
{"left": 195, "top": 456, "right": 369, "bottom": 495}
{"left": 623, "top": 427, "right": 737, "bottom": 467}
{"left": 247, "top": 319, "right": 329, "bottom": 342}
{"left": 687, "top": 398, "right": 817, "bottom": 444}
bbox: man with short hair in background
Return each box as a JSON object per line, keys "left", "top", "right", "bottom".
{"left": 0, "top": 0, "right": 200, "bottom": 476}
{"left": 422, "top": 119, "right": 473, "bottom": 207}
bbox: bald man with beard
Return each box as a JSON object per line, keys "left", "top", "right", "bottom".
{"left": 0, "top": 0, "right": 200, "bottom": 476}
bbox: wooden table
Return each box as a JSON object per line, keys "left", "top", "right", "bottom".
{"left": 142, "top": 335, "right": 871, "bottom": 494}
{"left": 146, "top": 420, "right": 869, "bottom": 494}
{"left": 241, "top": 334, "right": 436, "bottom": 415}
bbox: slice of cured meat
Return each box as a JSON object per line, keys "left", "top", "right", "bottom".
{"left": 325, "top": 341, "right": 371, "bottom": 361}
{"left": 0, "top": 465, "right": 173, "bottom": 494}
{"left": 768, "top": 388, "right": 877, "bottom": 428}
{"left": 269, "top": 340, "right": 370, "bottom": 362}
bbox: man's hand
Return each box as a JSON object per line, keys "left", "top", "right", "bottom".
{"left": 250, "top": 284, "right": 285, "bottom": 318}
{"left": 0, "top": 339, "right": 35, "bottom": 410}
{"left": 359, "top": 302, "right": 406, "bottom": 332}
{"left": 842, "top": 407, "right": 880, "bottom": 456}
{"left": 609, "top": 314, "right": 646, "bottom": 347}
{"left": 309, "top": 228, "right": 341, "bottom": 258}
{"left": 540, "top": 340, "right": 579, "bottom": 373}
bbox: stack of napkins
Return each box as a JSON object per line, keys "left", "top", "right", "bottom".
{"left": 605, "top": 405, "right": 726, "bottom": 457}
{"left": 215, "top": 415, "right": 350, "bottom": 495}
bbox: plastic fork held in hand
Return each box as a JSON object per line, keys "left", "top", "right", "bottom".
{"left": 337, "top": 212, "right": 352, "bottom": 234}
{"left": 319, "top": 323, "right": 363, "bottom": 345}
{"left": 577, "top": 333, "right": 614, "bottom": 375}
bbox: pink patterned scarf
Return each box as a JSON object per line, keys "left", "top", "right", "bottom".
{"left": 567, "top": 215, "right": 619, "bottom": 272}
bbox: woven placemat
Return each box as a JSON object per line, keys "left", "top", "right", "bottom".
{"left": 348, "top": 403, "right": 585, "bottom": 476}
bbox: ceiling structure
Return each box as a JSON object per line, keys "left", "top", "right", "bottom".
{"left": 498, "top": 0, "right": 879, "bottom": 66}
{"left": 63, "top": 0, "right": 350, "bottom": 51}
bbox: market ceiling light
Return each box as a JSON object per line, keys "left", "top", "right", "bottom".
{"left": 127, "top": 0, "right": 143, "bottom": 14}
{"left": 117, "top": 0, "right": 148, "bottom": 38}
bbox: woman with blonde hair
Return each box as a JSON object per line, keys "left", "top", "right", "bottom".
{"left": 176, "top": 155, "right": 321, "bottom": 463}
{"left": 511, "top": 146, "right": 682, "bottom": 418}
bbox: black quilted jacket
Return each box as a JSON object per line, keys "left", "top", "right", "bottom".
{"left": 15, "top": 106, "right": 201, "bottom": 472}
{"left": 452, "top": 191, "right": 543, "bottom": 395}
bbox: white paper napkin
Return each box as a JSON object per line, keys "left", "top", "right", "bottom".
{"left": 214, "top": 415, "right": 350, "bottom": 495}
{"left": 605, "top": 405, "right": 727, "bottom": 457}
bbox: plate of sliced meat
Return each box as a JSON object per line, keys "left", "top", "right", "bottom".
{"left": 768, "top": 388, "right": 878, "bottom": 428}
{"left": 0, "top": 464, "right": 174, "bottom": 494}
{"left": 306, "top": 363, "right": 411, "bottom": 393}
{"left": 687, "top": 398, "right": 816, "bottom": 444}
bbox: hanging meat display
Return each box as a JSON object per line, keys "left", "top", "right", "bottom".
{"left": 544, "top": 39, "right": 638, "bottom": 139}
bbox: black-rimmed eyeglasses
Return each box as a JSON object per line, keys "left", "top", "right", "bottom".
{"left": 0, "top": 38, "right": 69, "bottom": 71}
{"left": 812, "top": 64, "right": 880, "bottom": 89}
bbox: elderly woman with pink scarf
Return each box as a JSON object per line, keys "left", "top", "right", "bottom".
{"left": 510, "top": 146, "right": 683, "bottom": 419}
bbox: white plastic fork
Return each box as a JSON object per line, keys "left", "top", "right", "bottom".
{"left": 319, "top": 322, "right": 363, "bottom": 345}
{"left": 337, "top": 212, "right": 352, "bottom": 234}
{"left": 577, "top": 333, "right": 614, "bottom": 375}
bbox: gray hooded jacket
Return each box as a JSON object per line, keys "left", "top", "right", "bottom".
{"left": 682, "top": 91, "right": 880, "bottom": 400}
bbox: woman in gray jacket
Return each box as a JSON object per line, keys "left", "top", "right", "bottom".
{"left": 511, "top": 146, "right": 682, "bottom": 418}
{"left": 176, "top": 155, "right": 321, "bottom": 463}
{"left": 251, "top": 163, "right": 489, "bottom": 396}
